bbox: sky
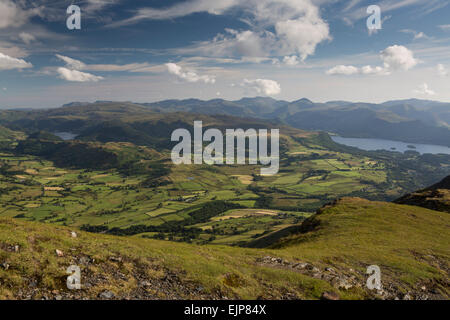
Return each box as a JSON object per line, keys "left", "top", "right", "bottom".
{"left": 0, "top": 0, "right": 450, "bottom": 108}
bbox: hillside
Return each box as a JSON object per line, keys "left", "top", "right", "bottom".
{"left": 395, "top": 176, "right": 450, "bottom": 213}
{"left": 140, "top": 98, "right": 450, "bottom": 146}
{"left": 1, "top": 104, "right": 450, "bottom": 247}
{"left": 0, "top": 197, "right": 448, "bottom": 300}
{"left": 2, "top": 99, "right": 450, "bottom": 146}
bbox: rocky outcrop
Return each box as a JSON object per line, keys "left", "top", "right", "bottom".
{"left": 395, "top": 176, "right": 450, "bottom": 213}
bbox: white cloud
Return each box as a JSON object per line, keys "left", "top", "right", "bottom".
{"left": 326, "top": 65, "right": 359, "bottom": 75}
{"left": 0, "top": 0, "right": 29, "bottom": 29}
{"left": 18, "top": 32, "right": 36, "bottom": 45}
{"left": 115, "top": 0, "right": 238, "bottom": 23}
{"left": 414, "top": 32, "right": 426, "bottom": 40}
{"left": 275, "top": 15, "right": 330, "bottom": 61}
{"left": 381, "top": 45, "right": 419, "bottom": 71}
{"left": 283, "top": 55, "right": 300, "bottom": 66}
{"left": 243, "top": 78, "right": 281, "bottom": 96}
{"left": 166, "top": 63, "right": 216, "bottom": 84}
{"left": 414, "top": 83, "right": 436, "bottom": 96}
{"left": 400, "top": 29, "right": 428, "bottom": 40}
{"left": 438, "top": 24, "right": 450, "bottom": 31}
{"left": 56, "top": 55, "right": 86, "bottom": 70}
{"left": 327, "top": 45, "right": 418, "bottom": 76}
{"left": 57, "top": 67, "right": 104, "bottom": 82}
{"left": 173, "top": 29, "right": 272, "bottom": 59}
{"left": 111, "top": 0, "right": 330, "bottom": 61}
{"left": 0, "top": 52, "right": 32, "bottom": 70}
{"left": 340, "top": 0, "right": 447, "bottom": 24}
{"left": 360, "top": 65, "right": 387, "bottom": 75}
{"left": 55, "top": 54, "right": 157, "bottom": 73}
{"left": 86, "top": 0, "right": 120, "bottom": 13}
{"left": 0, "top": 45, "right": 28, "bottom": 58}
{"left": 437, "top": 64, "right": 448, "bottom": 76}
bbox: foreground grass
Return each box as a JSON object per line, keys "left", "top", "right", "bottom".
{"left": 277, "top": 198, "right": 449, "bottom": 292}
{"left": 0, "top": 197, "right": 448, "bottom": 300}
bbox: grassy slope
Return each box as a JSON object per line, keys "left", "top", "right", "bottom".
{"left": 276, "top": 198, "right": 449, "bottom": 297}
{"left": 1, "top": 198, "right": 448, "bottom": 300}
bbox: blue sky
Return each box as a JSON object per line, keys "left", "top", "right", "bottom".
{"left": 1, "top": 0, "right": 450, "bottom": 108}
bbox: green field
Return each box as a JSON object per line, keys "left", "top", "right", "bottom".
{"left": 1, "top": 120, "right": 450, "bottom": 246}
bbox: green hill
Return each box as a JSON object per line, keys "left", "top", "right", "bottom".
{"left": 0, "top": 197, "right": 448, "bottom": 300}
{"left": 2, "top": 98, "right": 450, "bottom": 146}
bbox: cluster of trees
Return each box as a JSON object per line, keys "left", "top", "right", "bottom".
{"left": 16, "top": 139, "right": 119, "bottom": 170}
{"left": 81, "top": 201, "right": 243, "bottom": 238}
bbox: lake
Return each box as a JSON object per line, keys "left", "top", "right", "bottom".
{"left": 331, "top": 136, "right": 450, "bottom": 155}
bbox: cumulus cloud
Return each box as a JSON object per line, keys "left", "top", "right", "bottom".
{"left": 326, "top": 65, "right": 359, "bottom": 75}
{"left": 275, "top": 14, "right": 330, "bottom": 61}
{"left": 414, "top": 83, "right": 436, "bottom": 96}
{"left": 57, "top": 67, "right": 104, "bottom": 82}
{"left": 283, "top": 55, "right": 300, "bottom": 66}
{"left": 166, "top": 63, "right": 216, "bottom": 84}
{"left": 111, "top": 0, "right": 330, "bottom": 61}
{"left": 0, "top": 52, "right": 32, "bottom": 70}
{"left": 437, "top": 64, "right": 448, "bottom": 76}
{"left": 242, "top": 78, "right": 281, "bottom": 96}
{"left": 380, "top": 45, "right": 419, "bottom": 71}
{"left": 326, "top": 45, "right": 417, "bottom": 76}
{"left": 360, "top": 65, "right": 386, "bottom": 75}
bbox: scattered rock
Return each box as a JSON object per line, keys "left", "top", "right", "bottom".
{"left": 109, "top": 256, "right": 122, "bottom": 263}
{"left": 78, "top": 256, "right": 92, "bottom": 265}
{"left": 71, "top": 232, "right": 77, "bottom": 238}
{"left": 403, "top": 293, "right": 412, "bottom": 300}
{"left": 321, "top": 291, "right": 340, "bottom": 300}
{"left": 139, "top": 281, "right": 152, "bottom": 288}
{"left": 293, "top": 263, "right": 309, "bottom": 269}
{"left": 2, "top": 244, "right": 20, "bottom": 253}
{"left": 196, "top": 286, "right": 205, "bottom": 292}
{"left": 331, "top": 277, "right": 353, "bottom": 290}
{"left": 1, "top": 262, "right": 10, "bottom": 270}
{"left": 55, "top": 249, "right": 64, "bottom": 257}
{"left": 99, "top": 290, "right": 115, "bottom": 299}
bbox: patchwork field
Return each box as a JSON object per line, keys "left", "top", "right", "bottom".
{"left": 1, "top": 126, "right": 450, "bottom": 246}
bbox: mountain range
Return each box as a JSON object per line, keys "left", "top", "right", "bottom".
{"left": 41, "top": 97, "right": 450, "bottom": 147}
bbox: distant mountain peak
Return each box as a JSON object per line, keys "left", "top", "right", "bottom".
{"left": 292, "top": 98, "right": 314, "bottom": 104}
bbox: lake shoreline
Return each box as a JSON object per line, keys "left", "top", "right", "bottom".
{"left": 331, "top": 136, "right": 450, "bottom": 155}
